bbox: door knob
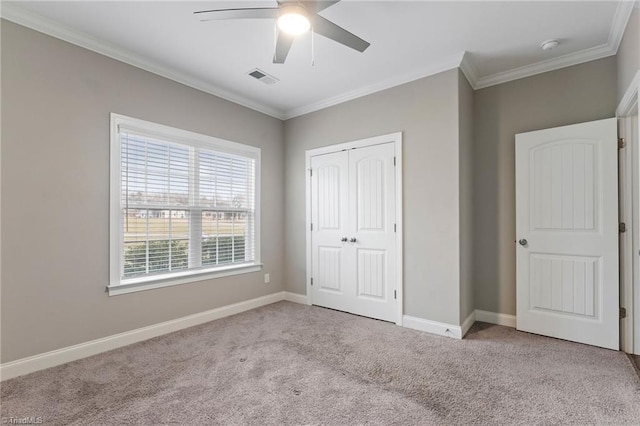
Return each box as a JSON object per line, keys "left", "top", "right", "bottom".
{"left": 518, "top": 239, "right": 528, "bottom": 246}
{"left": 349, "top": 237, "right": 357, "bottom": 243}
{"left": 341, "top": 237, "right": 348, "bottom": 242}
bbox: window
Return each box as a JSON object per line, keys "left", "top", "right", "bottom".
{"left": 109, "top": 114, "right": 261, "bottom": 295}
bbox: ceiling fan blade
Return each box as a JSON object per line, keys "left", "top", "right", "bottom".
{"left": 301, "top": 1, "right": 341, "bottom": 14}
{"left": 273, "top": 31, "right": 295, "bottom": 64}
{"left": 194, "top": 8, "right": 278, "bottom": 21}
{"left": 311, "top": 15, "right": 370, "bottom": 52}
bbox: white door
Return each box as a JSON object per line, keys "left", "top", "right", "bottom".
{"left": 311, "top": 143, "right": 397, "bottom": 322}
{"left": 515, "top": 118, "right": 619, "bottom": 350}
{"left": 310, "top": 150, "right": 350, "bottom": 314}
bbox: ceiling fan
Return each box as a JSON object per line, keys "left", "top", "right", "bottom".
{"left": 194, "top": 0, "right": 370, "bottom": 64}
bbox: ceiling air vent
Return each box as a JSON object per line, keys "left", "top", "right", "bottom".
{"left": 247, "top": 68, "right": 279, "bottom": 85}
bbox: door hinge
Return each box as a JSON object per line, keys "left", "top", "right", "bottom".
{"left": 393, "top": 156, "right": 396, "bottom": 166}
{"left": 311, "top": 223, "right": 313, "bottom": 231}
{"left": 619, "top": 138, "right": 626, "bottom": 149}
{"left": 309, "top": 169, "right": 313, "bottom": 177}
{"left": 619, "top": 223, "right": 626, "bottom": 233}
{"left": 394, "top": 223, "right": 397, "bottom": 232}
{"left": 394, "top": 290, "right": 397, "bottom": 299}
{"left": 310, "top": 277, "right": 314, "bottom": 286}
{"left": 620, "top": 307, "right": 627, "bottom": 319}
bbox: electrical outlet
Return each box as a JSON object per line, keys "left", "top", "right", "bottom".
{"left": 264, "top": 273, "right": 270, "bottom": 283}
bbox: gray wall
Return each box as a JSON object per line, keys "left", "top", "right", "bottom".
{"left": 284, "top": 69, "right": 463, "bottom": 325}
{"left": 1, "top": 21, "right": 285, "bottom": 362}
{"left": 617, "top": 8, "right": 639, "bottom": 104}
{"left": 1, "top": 14, "right": 627, "bottom": 362}
{"left": 472, "top": 57, "right": 617, "bottom": 315}
{"left": 458, "top": 70, "right": 474, "bottom": 324}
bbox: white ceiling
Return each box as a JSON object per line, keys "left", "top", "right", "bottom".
{"left": 2, "top": 1, "right": 636, "bottom": 119}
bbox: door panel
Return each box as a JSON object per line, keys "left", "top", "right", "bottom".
{"left": 357, "top": 249, "right": 386, "bottom": 299}
{"left": 531, "top": 142, "right": 596, "bottom": 231}
{"left": 317, "top": 165, "right": 342, "bottom": 230}
{"left": 311, "top": 142, "right": 397, "bottom": 322}
{"left": 529, "top": 254, "right": 599, "bottom": 317}
{"left": 516, "top": 118, "right": 618, "bottom": 350}
{"left": 350, "top": 143, "right": 396, "bottom": 321}
{"left": 356, "top": 157, "right": 385, "bottom": 230}
{"left": 317, "top": 246, "right": 342, "bottom": 293}
{"left": 311, "top": 151, "right": 349, "bottom": 312}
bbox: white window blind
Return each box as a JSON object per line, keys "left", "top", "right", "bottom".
{"left": 109, "top": 114, "right": 260, "bottom": 294}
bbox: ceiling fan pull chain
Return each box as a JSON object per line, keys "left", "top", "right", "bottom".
{"left": 311, "top": 26, "right": 315, "bottom": 67}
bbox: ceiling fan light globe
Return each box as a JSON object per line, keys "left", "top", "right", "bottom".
{"left": 277, "top": 5, "right": 310, "bottom": 36}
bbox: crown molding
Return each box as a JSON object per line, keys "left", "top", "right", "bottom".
{"left": 609, "top": 0, "right": 637, "bottom": 52}
{"left": 282, "top": 52, "right": 465, "bottom": 119}
{"left": 472, "top": 0, "right": 635, "bottom": 90}
{"left": 474, "top": 43, "right": 617, "bottom": 89}
{"left": 459, "top": 51, "right": 479, "bottom": 89}
{"left": 0, "top": 3, "right": 286, "bottom": 120}
{"left": 616, "top": 70, "right": 639, "bottom": 117}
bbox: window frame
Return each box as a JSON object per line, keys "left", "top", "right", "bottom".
{"left": 108, "top": 113, "right": 261, "bottom": 296}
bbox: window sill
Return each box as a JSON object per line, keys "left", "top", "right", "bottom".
{"left": 107, "top": 263, "right": 263, "bottom": 296}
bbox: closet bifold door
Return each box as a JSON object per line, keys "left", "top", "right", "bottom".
{"left": 311, "top": 151, "right": 351, "bottom": 313}
{"left": 311, "top": 143, "right": 397, "bottom": 322}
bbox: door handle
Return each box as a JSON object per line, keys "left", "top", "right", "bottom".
{"left": 341, "top": 237, "right": 348, "bottom": 242}
{"left": 518, "top": 239, "right": 528, "bottom": 246}
{"left": 349, "top": 237, "right": 357, "bottom": 243}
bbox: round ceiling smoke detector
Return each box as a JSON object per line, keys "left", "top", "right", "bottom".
{"left": 541, "top": 39, "right": 559, "bottom": 51}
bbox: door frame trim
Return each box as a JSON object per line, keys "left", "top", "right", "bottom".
{"left": 618, "top": 70, "right": 639, "bottom": 354}
{"left": 304, "top": 132, "right": 404, "bottom": 325}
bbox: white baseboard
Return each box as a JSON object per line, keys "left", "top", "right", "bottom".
{"left": 403, "top": 309, "right": 515, "bottom": 341}
{"left": 283, "top": 291, "right": 308, "bottom": 304}
{"left": 402, "top": 315, "right": 463, "bottom": 339}
{"left": 475, "top": 309, "right": 517, "bottom": 328}
{"left": 1, "top": 291, "right": 302, "bottom": 381}
{"left": 461, "top": 311, "right": 476, "bottom": 337}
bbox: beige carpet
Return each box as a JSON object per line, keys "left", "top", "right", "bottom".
{"left": 2, "top": 301, "right": 639, "bottom": 425}
{"left": 631, "top": 354, "right": 640, "bottom": 378}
